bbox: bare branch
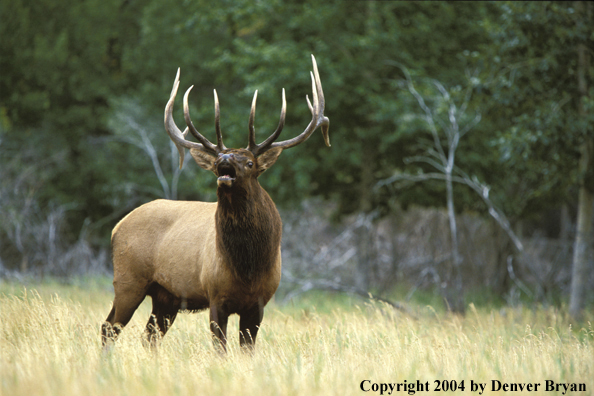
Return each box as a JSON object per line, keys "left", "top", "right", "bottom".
{"left": 387, "top": 61, "right": 447, "bottom": 163}
{"left": 115, "top": 113, "right": 172, "bottom": 199}
{"left": 459, "top": 68, "right": 479, "bottom": 117}
{"left": 378, "top": 169, "right": 524, "bottom": 254}
{"left": 108, "top": 98, "right": 192, "bottom": 201}
{"left": 456, "top": 171, "right": 524, "bottom": 253}
{"left": 459, "top": 113, "right": 482, "bottom": 137}
{"left": 404, "top": 155, "right": 447, "bottom": 173}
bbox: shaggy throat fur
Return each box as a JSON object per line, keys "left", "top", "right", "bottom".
{"left": 216, "top": 206, "right": 280, "bottom": 284}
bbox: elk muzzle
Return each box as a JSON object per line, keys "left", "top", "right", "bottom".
{"left": 216, "top": 154, "right": 236, "bottom": 188}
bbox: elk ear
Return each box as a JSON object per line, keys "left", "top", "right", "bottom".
{"left": 257, "top": 147, "right": 283, "bottom": 175}
{"left": 190, "top": 148, "right": 216, "bottom": 172}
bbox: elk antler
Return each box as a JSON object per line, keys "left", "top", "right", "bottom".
{"left": 164, "top": 68, "right": 208, "bottom": 168}
{"left": 166, "top": 55, "right": 330, "bottom": 166}
{"left": 247, "top": 54, "right": 330, "bottom": 157}
{"left": 247, "top": 88, "right": 286, "bottom": 155}
{"left": 183, "top": 87, "right": 226, "bottom": 154}
{"left": 165, "top": 68, "right": 227, "bottom": 169}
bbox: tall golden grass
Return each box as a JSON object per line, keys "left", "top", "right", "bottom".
{"left": 1, "top": 279, "right": 592, "bottom": 396}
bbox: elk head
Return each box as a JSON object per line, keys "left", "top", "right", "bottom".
{"left": 164, "top": 55, "right": 330, "bottom": 192}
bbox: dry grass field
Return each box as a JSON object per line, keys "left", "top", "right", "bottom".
{"left": 1, "top": 278, "right": 592, "bottom": 396}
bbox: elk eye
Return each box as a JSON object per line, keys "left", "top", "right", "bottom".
{"left": 247, "top": 161, "right": 254, "bottom": 168}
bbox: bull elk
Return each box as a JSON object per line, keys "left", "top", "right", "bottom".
{"left": 101, "top": 55, "right": 330, "bottom": 352}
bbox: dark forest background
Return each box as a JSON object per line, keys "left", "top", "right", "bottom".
{"left": 1, "top": 1, "right": 592, "bottom": 316}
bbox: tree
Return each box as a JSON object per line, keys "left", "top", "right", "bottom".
{"left": 379, "top": 64, "right": 530, "bottom": 311}
{"left": 125, "top": 0, "right": 495, "bottom": 211}
{"left": 0, "top": 0, "right": 144, "bottom": 237}
{"left": 569, "top": 1, "right": 593, "bottom": 319}
{"left": 472, "top": 1, "right": 594, "bottom": 309}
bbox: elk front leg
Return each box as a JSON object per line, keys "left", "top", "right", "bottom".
{"left": 209, "top": 303, "right": 229, "bottom": 353}
{"left": 239, "top": 300, "right": 264, "bottom": 351}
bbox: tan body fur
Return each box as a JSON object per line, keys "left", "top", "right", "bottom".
{"left": 110, "top": 200, "right": 281, "bottom": 313}
{"left": 102, "top": 160, "right": 284, "bottom": 351}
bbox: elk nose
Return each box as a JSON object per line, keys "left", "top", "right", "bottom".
{"left": 219, "top": 153, "right": 234, "bottom": 161}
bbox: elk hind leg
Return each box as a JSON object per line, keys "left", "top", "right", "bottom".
{"left": 101, "top": 285, "right": 147, "bottom": 347}
{"left": 144, "top": 286, "right": 180, "bottom": 348}
{"left": 101, "top": 305, "right": 118, "bottom": 347}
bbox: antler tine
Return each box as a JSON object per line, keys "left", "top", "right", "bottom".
{"left": 311, "top": 54, "right": 330, "bottom": 147}
{"left": 248, "top": 90, "right": 258, "bottom": 150}
{"left": 260, "top": 88, "right": 287, "bottom": 149}
{"left": 213, "top": 90, "right": 226, "bottom": 151}
{"left": 165, "top": 68, "right": 215, "bottom": 168}
{"left": 248, "top": 88, "right": 286, "bottom": 156}
{"left": 312, "top": 55, "right": 325, "bottom": 118}
{"left": 310, "top": 71, "right": 319, "bottom": 120}
{"left": 311, "top": 56, "right": 330, "bottom": 147}
{"left": 253, "top": 54, "right": 330, "bottom": 156}
{"left": 183, "top": 86, "right": 219, "bottom": 155}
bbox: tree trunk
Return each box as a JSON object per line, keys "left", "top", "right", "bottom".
{"left": 444, "top": 170, "right": 465, "bottom": 313}
{"left": 492, "top": 219, "right": 514, "bottom": 296}
{"left": 355, "top": 143, "right": 375, "bottom": 291}
{"left": 569, "top": 141, "right": 593, "bottom": 319}
{"left": 569, "top": 1, "right": 594, "bottom": 320}
{"left": 569, "top": 181, "right": 593, "bottom": 319}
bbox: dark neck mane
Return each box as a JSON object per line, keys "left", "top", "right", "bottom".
{"left": 215, "top": 184, "right": 282, "bottom": 283}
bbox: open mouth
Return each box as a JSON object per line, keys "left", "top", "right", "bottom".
{"left": 217, "top": 163, "right": 236, "bottom": 187}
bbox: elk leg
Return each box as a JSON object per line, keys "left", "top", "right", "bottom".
{"left": 102, "top": 299, "right": 141, "bottom": 347}
{"left": 101, "top": 305, "right": 117, "bottom": 347}
{"left": 144, "top": 298, "right": 179, "bottom": 347}
{"left": 239, "top": 300, "right": 264, "bottom": 351}
{"left": 101, "top": 287, "right": 147, "bottom": 347}
{"left": 209, "top": 304, "right": 229, "bottom": 353}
